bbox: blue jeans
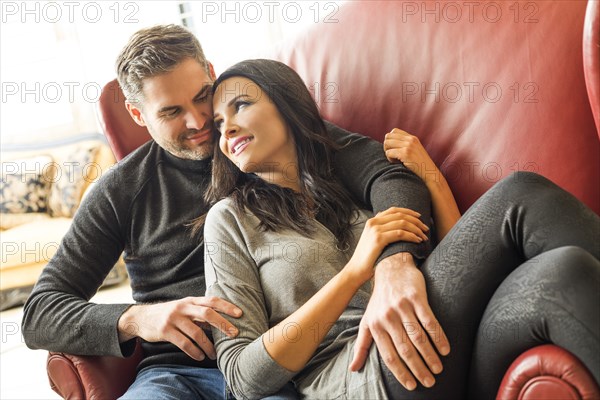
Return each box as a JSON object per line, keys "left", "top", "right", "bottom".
{"left": 119, "top": 364, "right": 298, "bottom": 399}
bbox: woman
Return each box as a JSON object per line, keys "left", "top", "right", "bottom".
{"left": 201, "top": 59, "right": 599, "bottom": 399}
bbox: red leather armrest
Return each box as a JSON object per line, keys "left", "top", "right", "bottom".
{"left": 583, "top": 0, "right": 600, "bottom": 137}
{"left": 47, "top": 341, "right": 143, "bottom": 400}
{"left": 496, "top": 344, "right": 600, "bottom": 400}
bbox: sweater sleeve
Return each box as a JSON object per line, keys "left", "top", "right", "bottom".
{"left": 204, "top": 201, "right": 296, "bottom": 400}
{"left": 326, "top": 121, "right": 433, "bottom": 263}
{"left": 21, "top": 168, "right": 135, "bottom": 357}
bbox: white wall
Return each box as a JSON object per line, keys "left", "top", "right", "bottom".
{"left": 0, "top": 1, "right": 344, "bottom": 145}
{"left": 189, "top": 1, "right": 345, "bottom": 74}
{"left": 1, "top": 1, "right": 181, "bottom": 144}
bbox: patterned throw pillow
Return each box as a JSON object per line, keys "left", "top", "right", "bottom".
{"left": 0, "top": 155, "right": 56, "bottom": 214}
{"left": 48, "top": 145, "right": 99, "bottom": 217}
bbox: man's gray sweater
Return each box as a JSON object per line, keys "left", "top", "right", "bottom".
{"left": 22, "top": 123, "right": 432, "bottom": 371}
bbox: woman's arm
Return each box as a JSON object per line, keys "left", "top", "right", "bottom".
{"left": 425, "top": 176, "right": 461, "bottom": 240}
{"left": 383, "top": 128, "right": 461, "bottom": 241}
{"left": 263, "top": 259, "right": 366, "bottom": 371}
{"left": 205, "top": 203, "right": 427, "bottom": 399}
{"left": 264, "top": 208, "right": 428, "bottom": 371}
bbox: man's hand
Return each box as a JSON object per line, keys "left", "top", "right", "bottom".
{"left": 118, "top": 296, "right": 242, "bottom": 361}
{"left": 349, "top": 253, "right": 450, "bottom": 390}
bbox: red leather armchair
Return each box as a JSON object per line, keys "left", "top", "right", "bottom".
{"left": 47, "top": 341, "right": 143, "bottom": 400}
{"left": 47, "top": 1, "right": 599, "bottom": 399}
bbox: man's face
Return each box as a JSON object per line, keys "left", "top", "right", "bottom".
{"left": 127, "top": 58, "right": 216, "bottom": 160}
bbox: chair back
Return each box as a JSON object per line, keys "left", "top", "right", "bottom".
{"left": 97, "top": 79, "right": 151, "bottom": 161}
{"left": 270, "top": 0, "right": 600, "bottom": 214}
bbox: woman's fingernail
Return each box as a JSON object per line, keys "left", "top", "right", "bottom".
{"left": 432, "top": 363, "right": 442, "bottom": 374}
{"left": 424, "top": 377, "right": 435, "bottom": 387}
{"left": 406, "top": 380, "right": 417, "bottom": 391}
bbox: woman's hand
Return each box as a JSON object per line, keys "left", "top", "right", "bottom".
{"left": 346, "top": 207, "right": 429, "bottom": 283}
{"left": 383, "top": 129, "right": 440, "bottom": 184}
{"left": 384, "top": 128, "right": 462, "bottom": 241}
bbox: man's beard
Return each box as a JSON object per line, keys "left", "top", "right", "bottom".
{"left": 149, "top": 124, "right": 214, "bottom": 160}
{"left": 172, "top": 134, "right": 213, "bottom": 160}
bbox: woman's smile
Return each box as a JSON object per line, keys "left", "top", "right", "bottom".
{"left": 229, "top": 136, "right": 254, "bottom": 155}
{"left": 213, "top": 76, "right": 298, "bottom": 185}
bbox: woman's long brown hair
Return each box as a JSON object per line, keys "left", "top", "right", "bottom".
{"left": 192, "top": 59, "right": 357, "bottom": 251}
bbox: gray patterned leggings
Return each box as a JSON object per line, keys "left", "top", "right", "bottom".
{"left": 380, "top": 172, "right": 600, "bottom": 399}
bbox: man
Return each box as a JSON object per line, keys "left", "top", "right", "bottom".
{"left": 22, "top": 25, "right": 449, "bottom": 398}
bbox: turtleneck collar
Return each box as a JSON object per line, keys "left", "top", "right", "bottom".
{"left": 160, "top": 145, "right": 212, "bottom": 172}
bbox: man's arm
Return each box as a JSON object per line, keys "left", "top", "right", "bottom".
{"left": 327, "top": 121, "right": 433, "bottom": 263}
{"left": 22, "top": 171, "right": 134, "bottom": 357}
{"left": 350, "top": 252, "right": 450, "bottom": 390}
{"left": 327, "top": 122, "right": 450, "bottom": 390}
{"left": 22, "top": 165, "right": 242, "bottom": 360}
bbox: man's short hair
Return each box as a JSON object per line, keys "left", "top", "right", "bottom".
{"left": 115, "top": 24, "right": 210, "bottom": 105}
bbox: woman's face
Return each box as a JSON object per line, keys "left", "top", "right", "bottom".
{"left": 212, "top": 77, "right": 297, "bottom": 177}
